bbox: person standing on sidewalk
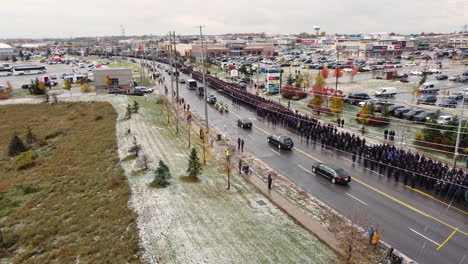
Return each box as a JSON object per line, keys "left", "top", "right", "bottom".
{"left": 268, "top": 174, "right": 273, "bottom": 190}
{"left": 237, "top": 138, "right": 241, "bottom": 150}
{"left": 238, "top": 159, "right": 242, "bottom": 174}
{"left": 241, "top": 139, "right": 244, "bottom": 152}
{"left": 340, "top": 119, "right": 344, "bottom": 128}
{"left": 368, "top": 224, "right": 374, "bottom": 245}
{"left": 373, "top": 229, "right": 381, "bottom": 245}
{"left": 384, "top": 129, "right": 388, "bottom": 140}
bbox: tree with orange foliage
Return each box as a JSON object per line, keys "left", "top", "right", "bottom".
{"left": 321, "top": 66, "right": 329, "bottom": 79}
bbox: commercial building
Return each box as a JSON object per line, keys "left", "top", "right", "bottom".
{"left": 0, "top": 43, "right": 16, "bottom": 58}
{"left": 93, "top": 68, "right": 132, "bottom": 90}
{"left": 191, "top": 42, "right": 273, "bottom": 57}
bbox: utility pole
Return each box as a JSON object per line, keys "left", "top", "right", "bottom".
{"left": 199, "top": 26, "right": 209, "bottom": 132}
{"left": 256, "top": 55, "right": 260, "bottom": 92}
{"left": 453, "top": 92, "right": 466, "bottom": 168}
{"left": 168, "top": 32, "right": 174, "bottom": 98}
{"left": 335, "top": 50, "right": 339, "bottom": 96}
{"left": 173, "top": 31, "right": 180, "bottom": 134}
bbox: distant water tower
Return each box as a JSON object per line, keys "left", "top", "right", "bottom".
{"left": 313, "top": 25, "right": 320, "bottom": 36}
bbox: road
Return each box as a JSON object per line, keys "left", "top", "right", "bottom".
{"left": 155, "top": 65, "right": 467, "bottom": 264}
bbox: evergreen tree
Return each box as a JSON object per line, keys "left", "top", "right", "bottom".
{"left": 125, "top": 104, "right": 132, "bottom": 119}
{"left": 8, "top": 133, "right": 26, "bottom": 157}
{"left": 128, "top": 137, "right": 142, "bottom": 157}
{"left": 187, "top": 148, "right": 202, "bottom": 179}
{"left": 133, "top": 101, "right": 140, "bottom": 113}
{"left": 286, "top": 73, "right": 294, "bottom": 85}
{"left": 153, "top": 160, "right": 171, "bottom": 186}
{"left": 25, "top": 127, "right": 37, "bottom": 145}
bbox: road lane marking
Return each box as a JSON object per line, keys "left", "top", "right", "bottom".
{"left": 269, "top": 148, "right": 280, "bottom": 155}
{"left": 248, "top": 135, "right": 255, "bottom": 140}
{"left": 228, "top": 105, "right": 468, "bottom": 236}
{"left": 437, "top": 228, "right": 458, "bottom": 251}
{"left": 248, "top": 117, "right": 257, "bottom": 121}
{"left": 345, "top": 193, "right": 368, "bottom": 206}
{"left": 343, "top": 158, "right": 353, "bottom": 163}
{"left": 297, "top": 164, "right": 312, "bottom": 174}
{"left": 403, "top": 185, "right": 467, "bottom": 215}
{"left": 409, "top": 228, "right": 440, "bottom": 246}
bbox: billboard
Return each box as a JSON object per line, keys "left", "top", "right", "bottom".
{"left": 372, "top": 46, "right": 388, "bottom": 50}
{"left": 300, "top": 39, "right": 316, "bottom": 44}
{"left": 266, "top": 72, "right": 281, "bottom": 93}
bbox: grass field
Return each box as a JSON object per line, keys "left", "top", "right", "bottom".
{"left": 0, "top": 102, "right": 140, "bottom": 263}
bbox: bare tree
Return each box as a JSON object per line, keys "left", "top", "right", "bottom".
{"left": 141, "top": 154, "right": 150, "bottom": 170}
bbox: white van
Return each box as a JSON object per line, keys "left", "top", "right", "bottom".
{"left": 375, "top": 87, "right": 397, "bottom": 97}
{"left": 419, "top": 82, "right": 440, "bottom": 93}
{"left": 187, "top": 79, "right": 197, "bottom": 90}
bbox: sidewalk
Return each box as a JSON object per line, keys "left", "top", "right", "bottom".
{"left": 243, "top": 172, "right": 342, "bottom": 254}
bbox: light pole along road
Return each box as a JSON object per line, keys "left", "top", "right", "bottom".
{"left": 152, "top": 60, "right": 467, "bottom": 264}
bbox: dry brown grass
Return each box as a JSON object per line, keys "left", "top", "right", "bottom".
{"left": 0, "top": 102, "right": 141, "bottom": 263}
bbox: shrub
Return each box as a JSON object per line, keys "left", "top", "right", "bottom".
{"left": 14, "top": 150, "right": 37, "bottom": 169}
{"left": 415, "top": 131, "right": 425, "bottom": 141}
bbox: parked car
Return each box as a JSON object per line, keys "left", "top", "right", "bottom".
{"left": 135, "top": 86, "right": 153, "bottom": 93}
{"left": 311, "top": 163, "right": 351, "bottom": 184}
{"left": 435, "top": 74, "right": 448, "bottom": 80}
{"left": 448, "top": 75, "right": 460, "bottom": 82}
{"left": 438, "top": 99, "right": 457, "bottom": 108}
{"left": 463, "top": 71, "right": 468, "bottom": 76}
{"left": 345, "top": 93, "right": 371, "bottom": 105}
{"left": 413, "top": 111, "right": 437, "bottom": 122}
{"left": 417, "top": 95, "right": 437, "bottom": 105}
{"left": 403, "top": 109, "right": 425, "bottom": 120}
{"left": 459, "top": 76, "right": 468, "bottom": 83}
{"left": 50, "top": 75, "right": 57, "bottom": 80}
{"left": 375, "top": 87, "right": 397, "bottom": 97}
{"left": 237, "top": 118, "right": 252, "bottom": 128}
{"left": 108, "top": 88, "right": 123, "bottom": 94}
{"left": 393, "top": 107, "right": 411, "bottom": 118}
{"left": 396, "top": 73, "right": 408, "bottom": 79}
{"left": 449, "top": 92, "right": 464, "bottom": 100}
{"left": 180, "top": 78, "right": 186, "bottom": 84}
{"left": 436, "top": 115, "right": 453, "bottom": 125}
{"left": 358, "top": 99, "right": 378, "bottom": 107}
{"left": 374, "top": 102, "right": 395, "bottom": 112}
{"left": 267, "top": 135, "right": 294, "bottom": 149}
{"left": 418, "top": 82, "right": 440, "bottom": 93}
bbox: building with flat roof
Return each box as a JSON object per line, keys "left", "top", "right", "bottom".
{"left": 93, "top": 68, "right": 132, "bottom": 90}
{"left": 0, "top": 43, "right": 15, "bottom": 58}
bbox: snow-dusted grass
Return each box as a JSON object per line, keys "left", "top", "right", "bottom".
{"left": 110, "top": 95, "right": 337, "bottom": 263}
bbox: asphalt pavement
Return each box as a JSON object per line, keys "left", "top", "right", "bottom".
{"left": 156, "top": 66, "right": 467, "bottom": 264}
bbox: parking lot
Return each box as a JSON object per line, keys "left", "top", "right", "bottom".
{"left": 0, "top": 61, "right": 90, "bottom": 91}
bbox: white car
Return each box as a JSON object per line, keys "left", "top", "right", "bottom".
{"left": 410, "top": 70, "right": 423, "bottom": 76}
{"left": 135, "top": 86, "right": 153, "bottom": 93}
{"left": 428, "top": 68, "right": 442, "bottom": 74}
{"left": 358, "top": 99, "right": 377, "bottom": 107}
{"left": 405, "top": 62, "right": 417, "bottom": 67}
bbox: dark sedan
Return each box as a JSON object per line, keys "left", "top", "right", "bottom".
{"left": 403, "top": 109, "right": 425, "bottom": 120}
{"left": 237, "top": 118, "right": 252, "bottom": 128}
{"left": 387, "top": 105, "right": 405, "bottom": 115}
{"left": 267, "top": 135, "right": 294, "bottom": 149}
{"left": 312, "top": 163, "right": 352, "bottom": 184}
{"left": 435, "top": 74, "right": 448, "bottom": 80}
{"left": 393, "top": 107, "right": 411, "bottom": 118}
{"left": 438, "top": 99, "right": 457, "bottom": 108}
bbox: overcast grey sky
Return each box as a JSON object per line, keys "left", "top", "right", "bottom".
{"left": 1, "top": 0, "right": 466, "bottom": 38}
